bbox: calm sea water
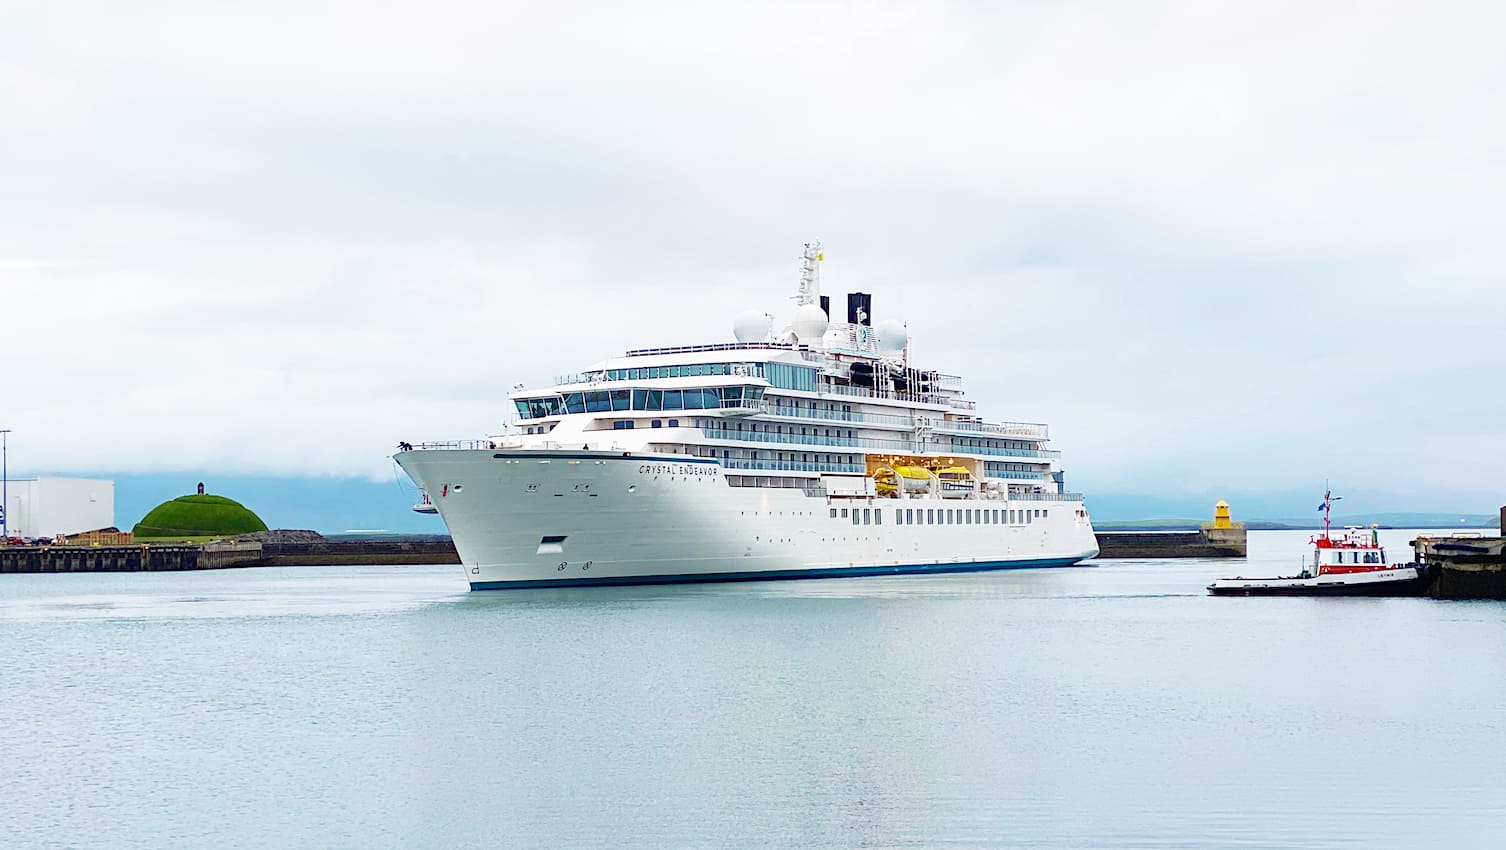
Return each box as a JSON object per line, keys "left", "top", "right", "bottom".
{"left": 2, "top": 529, "right": 1503, "bottom": 849}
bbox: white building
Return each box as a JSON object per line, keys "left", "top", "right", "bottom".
{"left": 1, "top": 477, "right": 115, "bottom": 539}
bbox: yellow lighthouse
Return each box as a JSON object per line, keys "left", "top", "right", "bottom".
{"left": 1212, "top": 500, "right": 1234, "bottom": 529}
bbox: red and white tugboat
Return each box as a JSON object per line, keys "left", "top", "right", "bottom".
{"left": 1208, "top": 490, "right": 1430, "bottom": 596}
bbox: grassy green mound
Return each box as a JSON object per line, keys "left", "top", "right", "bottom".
{"left": 132, "top": 494, "right": 269, "bottom": 539}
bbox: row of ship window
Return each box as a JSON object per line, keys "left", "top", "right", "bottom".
{"left": 831, "top": 506, "right": 1048, "bottom": 526}
{"left": 590, "top": 362, "right": 819, "bottom": 392}
{"left": 517, "top": 386, "right": 768, "bottom": 419}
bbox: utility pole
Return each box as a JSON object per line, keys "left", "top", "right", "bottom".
{"left": 1, "top": 429, "right": 9, "bottom": 542}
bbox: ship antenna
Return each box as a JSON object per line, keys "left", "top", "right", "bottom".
{"left": 795, "top": 241, "right": 823, "bottom": 306}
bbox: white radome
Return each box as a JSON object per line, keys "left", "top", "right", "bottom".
{"left": 733, "top": 310, "right": 772, "bottom": 343}
{"left": 791, "top": 303, "right": 830, "bottom": 344}
{"left": 875, "top": 318, "right": 908, "bottom": 354}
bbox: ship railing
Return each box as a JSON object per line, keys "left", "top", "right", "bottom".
{"left": 983, "top": 471, "right": 1051, "bottom": 481}
{"left": 697, "top": 429, "right": 1062, "bottom": 459}
{"left": 404, "top": 440, "right": 498, "bottom": 451}
{"left": 624, "top": 342, "right": 797, "bottom": 357}
{"left": 763, "top": 405, "right": 915, "bottom": 428}
{"left": 821, "top": 383, "right": 943, "bottom": 405}
{"left": 1010, "top": 492, "right": 1084, "bottom": 502}
{"left": 721, "top": 459, "right": 865, "bottom": 474}
{"left": 936, "top": 444, "right": 1060, "bottom": 460}
{"left": 761, "top": 404, "right": 1050, "bottom": 440}
{"left": 932, "top": 420, "right": 1050, "bottom": 439}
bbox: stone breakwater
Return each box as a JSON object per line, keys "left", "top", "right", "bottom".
{"left": 1094, "top": 527, "right": 1248, "bottom": 559}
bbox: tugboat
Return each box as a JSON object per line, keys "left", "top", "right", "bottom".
{"left": 1207, "top": 490, "right": 1430, "bottom": 597}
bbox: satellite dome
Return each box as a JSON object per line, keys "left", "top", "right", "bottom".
{"left": 733, "top": 310, "right": 772, "bottom": 343}
{"left": 875, "top": 318, "right": 908, "bottom": 354}
{"left": 791, "top": 303, "right": 830, "bottom": 344}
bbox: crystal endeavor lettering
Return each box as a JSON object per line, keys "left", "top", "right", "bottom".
{"left": 638, "top": 464, "right": 718, "bottom": 476}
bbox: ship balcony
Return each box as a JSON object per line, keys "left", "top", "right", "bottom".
{"left": 692, "top": 428, "right": 1062, "bottom": 460}
{"left": 721, "top": 459, "right": 865, "bottom": 475}
{"left": 760, "top": 403, "right": 1048, "bottom": 440}
{"left": 761, "top": 404, "right": 916, "bottom": 430}
{"left": 983, "top": 471, "right": 1051, "bottom": 482}
{"left": 932, "top": 419, "right": 1050, "bottom": 439}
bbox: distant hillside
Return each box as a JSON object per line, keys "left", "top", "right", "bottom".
{"left": 1092, "top": 519, "right": 1300, "bottom": 531}
{"left": 1094, "top": 513, "right": 1499, "bottom": 532}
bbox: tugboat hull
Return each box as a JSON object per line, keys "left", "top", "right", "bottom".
{"left": 1208, "top": 566, "right": 1431, "bottom": 597}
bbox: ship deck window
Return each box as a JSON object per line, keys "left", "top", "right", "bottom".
{"left": 852, "top": 510, "right": 859, "bottom": 525}
{"left": 906, "top": 509, "right": 914, "bottom": 524}
{"left": 875, "top": 509, "right": 882, "bottom": 525}
{"left": 862, "top": 509, "right": 871, "bottom": 525}
{"left": 830, "top": 508, "right": 838, "bottom": 518}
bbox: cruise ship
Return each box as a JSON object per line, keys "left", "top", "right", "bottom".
{"left": 396, "top": 244, "right": 1098, "bottom": 589}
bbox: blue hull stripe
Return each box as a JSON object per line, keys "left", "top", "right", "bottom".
{"left": 469, "top": 556, "right": 1087, "bottom": 591}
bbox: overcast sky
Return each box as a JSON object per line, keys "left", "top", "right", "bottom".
{"left": 4, "top": 1, "right": 1504, "bottom": 512}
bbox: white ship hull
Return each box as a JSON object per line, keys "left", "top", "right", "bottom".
{"left": 398, "top": 449, "right": 1099, "bottom": 590}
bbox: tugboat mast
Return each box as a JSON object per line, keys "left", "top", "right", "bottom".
{"left": 1321, "top": 486, "right": 1343, "bottom": 541}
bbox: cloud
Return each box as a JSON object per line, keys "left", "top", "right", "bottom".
{"left": 2, "top": 0, "right": 1504, "bottom": 510}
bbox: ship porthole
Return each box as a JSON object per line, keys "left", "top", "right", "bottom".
{"left": 627, "top": 485, "right": 637, "bottom": 493}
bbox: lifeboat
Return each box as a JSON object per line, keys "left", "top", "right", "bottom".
{"left": 936, "top": 466, "right": 978, "bottom": 497}
{"left": 872, "top": 465, "right": 932, "bottom": 497}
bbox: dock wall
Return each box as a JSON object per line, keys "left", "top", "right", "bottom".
{"left": 0, "top": 542, "right": 264, "bottom": 574}
{"left": 250, "top": 539, "right": 460, "bottom": 566}
{"left": 1415, "top": 532, "right": 1506, "bottom": 600}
